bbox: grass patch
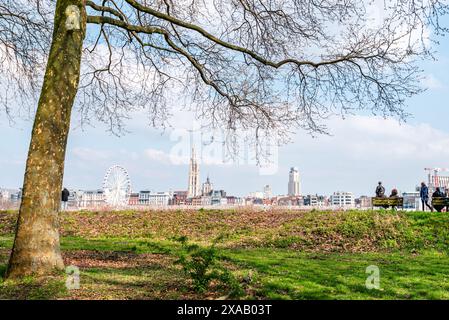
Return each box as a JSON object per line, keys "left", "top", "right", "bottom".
{"left": 61, "top": 236, "right": 173, "bottom": 254}
{"left": 68, "top": 264, "right": 198, "bottom": 300}
{"left": 224, "top": 249, "right": 449, "bottom": 300}
{"left": 0, "top": 274, "right": 68, "bottom": 300}
{"left": 4, "top": 209, "right": 449, "bottom": 252}
{"left": 1, "top": 209, "right": 449, "bottom": 300}
{"left": 0, "top": 235, "right": 13, "bottom": 248}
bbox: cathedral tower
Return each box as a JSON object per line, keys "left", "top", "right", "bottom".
{"left": 187, "top": 147, "right": 200, "bottom": 198}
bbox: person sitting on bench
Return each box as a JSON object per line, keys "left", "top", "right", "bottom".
{"left": 390, "top": 188, "right": 399, "bottom": 198}
{"left": 432, "top": 187, "right": 445, "bottom": 212}
{"left": 376, "top": 182, "right": 386, "bottom": 198}
{"left": 433, "top": 187, "right": 445, "bottom": 198}
{"left": 390, "top": 188, "right": 399, "bottom": 210}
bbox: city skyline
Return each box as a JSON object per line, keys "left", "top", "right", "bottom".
{"left": 0, "top": 157, "right": 433, "bottom": 199}
{"left": 0, "top": 123, "right": 445, "bottom": 195}
{"left": 0, "top": 130, "right": 442, "bottom": 198}
{"left": 1, "top": 38, "right": 449, "bottom": 197}
{"left": 0, "top": 137, "right": 442, "bottom": 198}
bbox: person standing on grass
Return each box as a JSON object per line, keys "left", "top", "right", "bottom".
{"left": 61, "top": 187, "right": 70, "bottom": 211}
{"left": 420, "top": 182, "right": 433, "bottom": 212}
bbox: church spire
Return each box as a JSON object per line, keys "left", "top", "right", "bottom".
{"left": 187, "top": 145, "right": 200, "bottom": 198}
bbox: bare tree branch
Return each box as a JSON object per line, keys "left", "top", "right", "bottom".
{"left": 1, "top": 0, "right": 448, "bottom": 143}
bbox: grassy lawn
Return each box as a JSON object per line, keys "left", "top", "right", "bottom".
{"left": 226, "top": 249, "right": 449, "bottom": 299}
{"left": 1, "top": 209, "right": 449, "bottom": 300}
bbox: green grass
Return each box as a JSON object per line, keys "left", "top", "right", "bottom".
{"left": 224, "top": 249, "right": 449, "bottom": 299}
{"left": 1, "top": 209, "right": 449, "bottom": 300}
{"left": 75, "top": 266, "right": 195, "bottom": 300}
{"left": 2, "top": 209, "right": 449, "bottom": 252}
{"left": 61, "top": 236, "right": 173, "bottom": 254}
{"left": 2, "top": 234, "right": 449, "bottom": 300}
{"left": 0, "top": 235, "right": 13, "bottom": 248}
{"left": 0, "top": 275, "right": 68, "bottom": 300}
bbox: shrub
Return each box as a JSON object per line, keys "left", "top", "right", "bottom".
{"left": 174, "top": 236, "right": 243, "bottom": 297}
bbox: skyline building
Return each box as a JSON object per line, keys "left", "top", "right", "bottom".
{"left": 187, "top": 147, "right": 201, "bottom": 198}
{"left": 202, "top": 175, "right": 213, "bottom": 196}
{"left": 330, "top": 191, "right": 355, "bottom": 208}
{"left": 263, "top": 185, "right": 272, "bottom": 199}
{"left": 288, "top": 167, "right": 301, "bottom": 196}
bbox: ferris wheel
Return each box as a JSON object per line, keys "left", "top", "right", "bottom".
{"left": 102, "top": 165, "right": 132, "bottom": 207}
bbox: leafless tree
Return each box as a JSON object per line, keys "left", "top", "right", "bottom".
{"left": 0, "top": 0, "right": 447, "bottom": 277}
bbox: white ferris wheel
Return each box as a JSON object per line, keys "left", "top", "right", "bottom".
{"left": 102, "top": 165, "right": 132, "bottom": 207}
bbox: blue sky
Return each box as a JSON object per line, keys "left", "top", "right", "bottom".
{"left": 1, "top": 19, "right": 449, "bottom": 197}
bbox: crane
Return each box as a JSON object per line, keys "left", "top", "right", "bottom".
{"left": 424, "top": 168, "right": 449, "bottom": 191}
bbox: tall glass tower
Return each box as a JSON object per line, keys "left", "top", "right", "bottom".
{"left": 288, "top": 167, "right": 301, "bottom": 196}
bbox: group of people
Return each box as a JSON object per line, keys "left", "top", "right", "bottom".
{"left": 421, "top": 182, "right": 448, "bottom": 212}
{"left": 375, "top": 181, "right": 448, "bottom": 212}
{"left": 375, "top": 182, "right": 399, "bottom": 199}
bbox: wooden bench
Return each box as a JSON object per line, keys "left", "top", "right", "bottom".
{"left": 431, "top": 197, "right": 449, "bottom": 212}
{"left": 372, "top": 197, "right": 404, "bottom": 209}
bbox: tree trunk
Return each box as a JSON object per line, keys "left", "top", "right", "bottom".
{"left": 6, "top": 0, "right": 86, "bottom": 278}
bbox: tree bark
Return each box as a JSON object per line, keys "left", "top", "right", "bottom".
{"left": 6, "top": 0, "right": 86, "bottom": 278}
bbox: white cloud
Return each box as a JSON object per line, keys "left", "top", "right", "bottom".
{"left": 72, "top": 147, "right": 111, "bottom": 161}
{"left": 144, "top": 148, "right": 174, "bottom": 163}
{"left": 422, "top": 74, "right": 445, "bottom": 90}
{"left": 295, "top": 115, "right": 449, "bottom": 161}
{"left": 282, "top": 115, "right": 449, "bottom": 195}
{"left": 144, "top": 147, "right": 193, "bottom": 165}
{"left": 364, "top": 0, "right": 432, "bottom": 55}
{"left": 143, "top": 146, "right": 230, "bottom": 166}
{"left": 143, "top": 115, "right": 449, "bottom": 194}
